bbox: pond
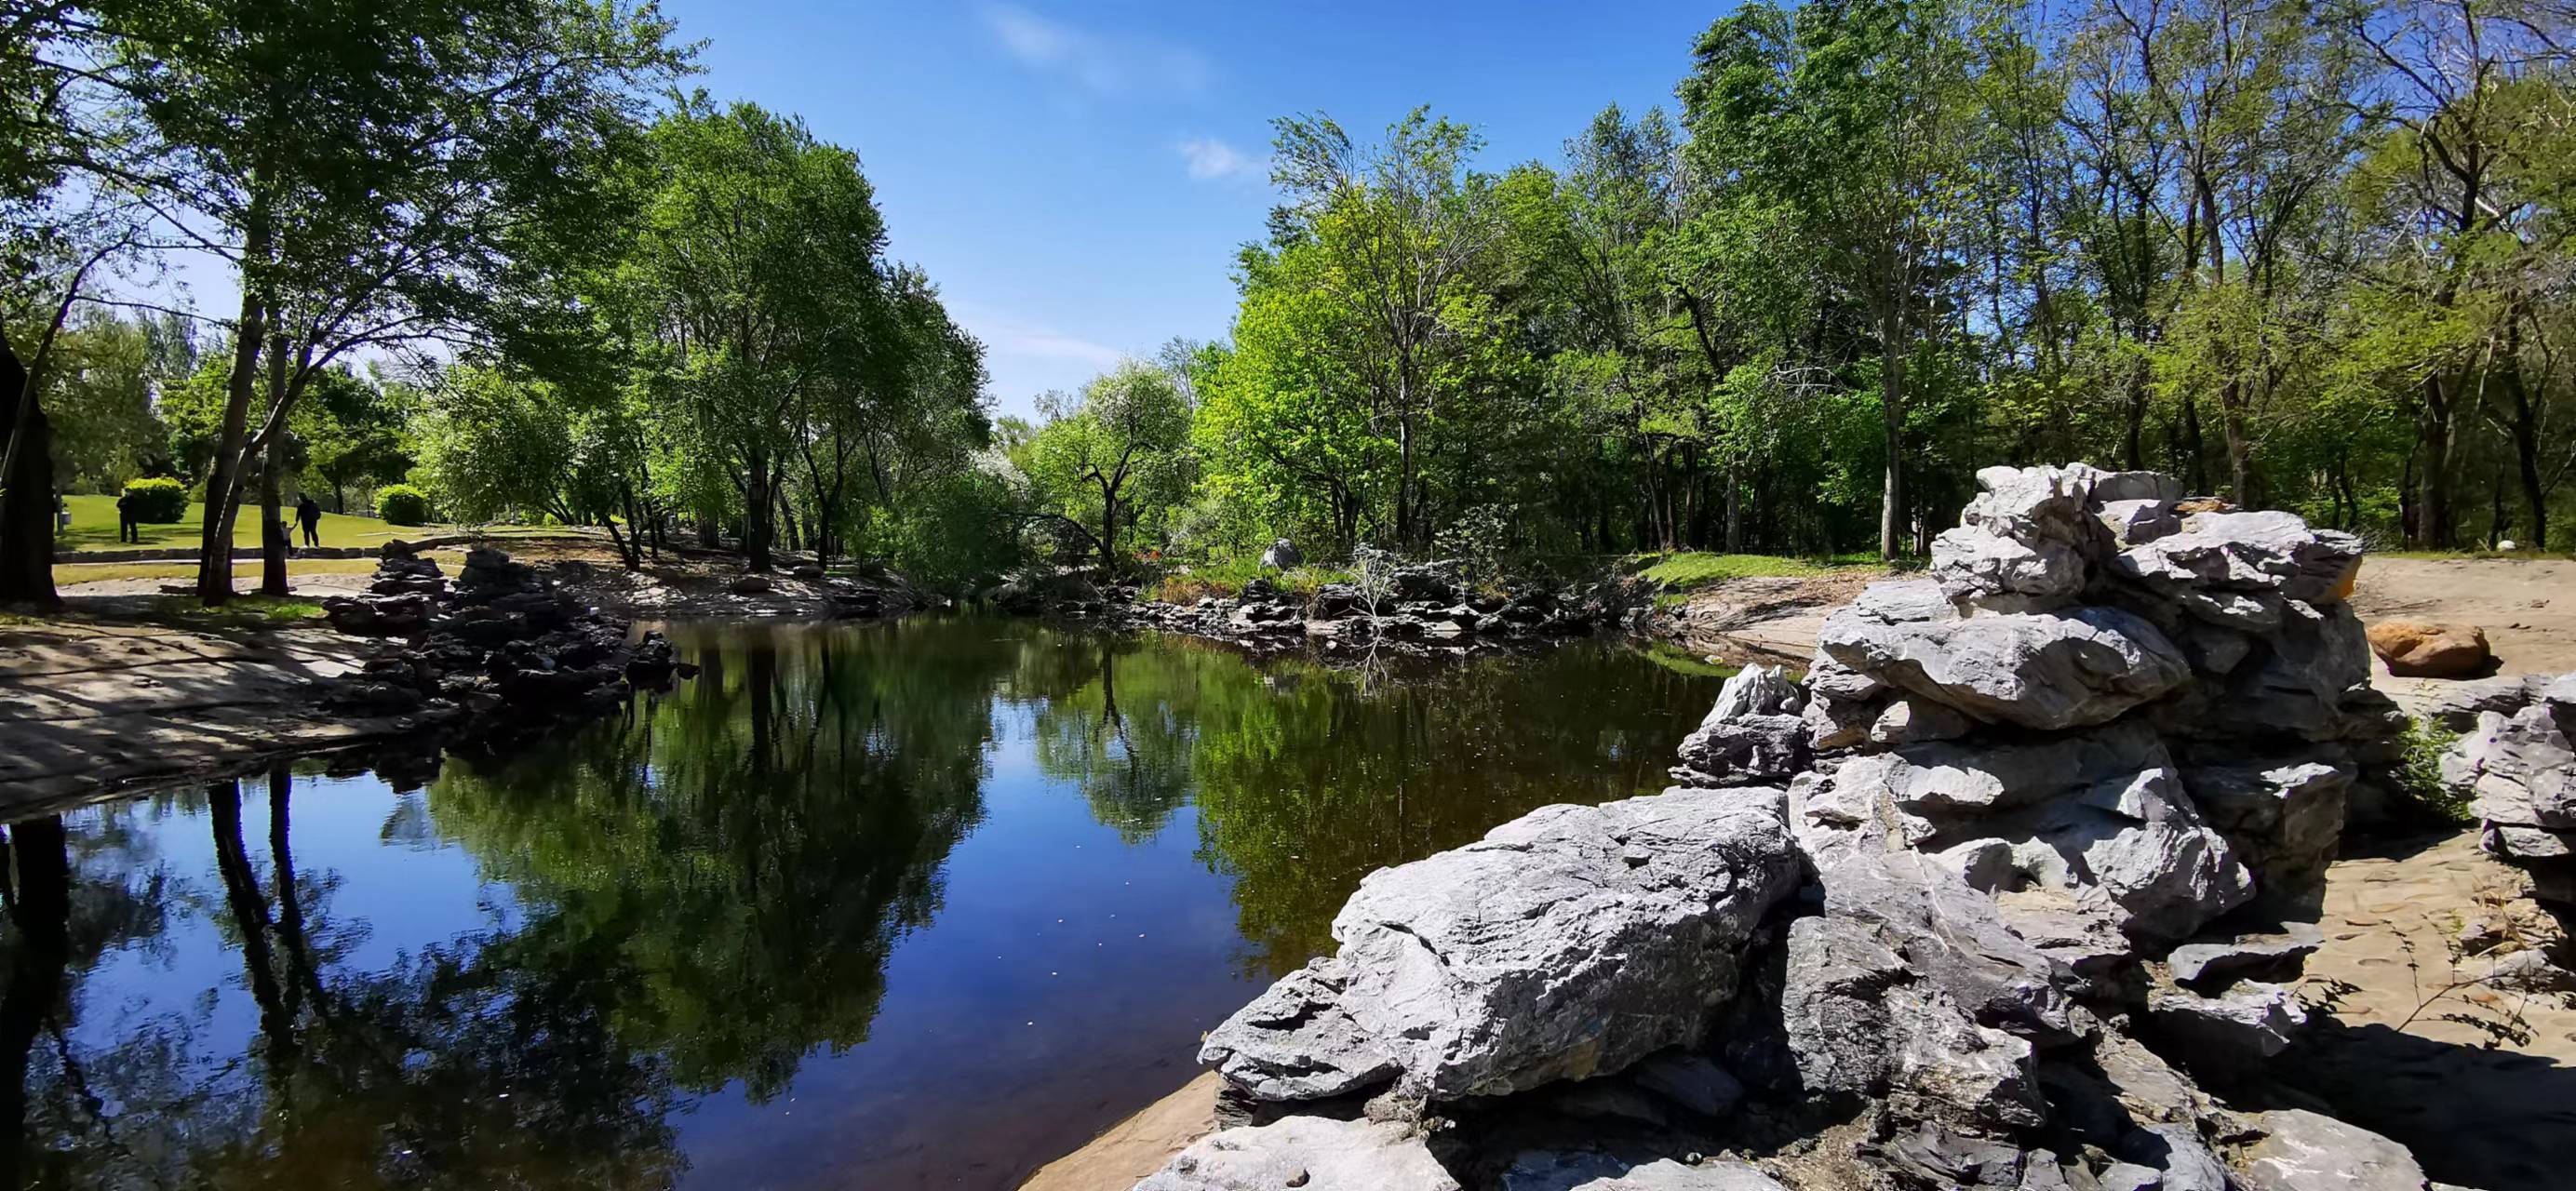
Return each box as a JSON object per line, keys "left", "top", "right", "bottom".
{"left": 0, "top": 616, "right": 1732, "bottom": 1191}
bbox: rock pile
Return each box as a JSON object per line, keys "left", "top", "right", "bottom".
{"left": 2441, "top": 673, "right": 2576, "bottom": 904}
{"left": 1136, "top": 465, "right": 2461, "bottom": 1191}
{"left": 1123, "top": 564, "right": 1654, "bottom": 649}
{"left": 317, "top": 542, "right": 687, "bottom": 747}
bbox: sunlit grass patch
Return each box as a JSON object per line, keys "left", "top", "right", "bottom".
{"left": 1630, "top": 551, "right": 1861, "bottom": 593}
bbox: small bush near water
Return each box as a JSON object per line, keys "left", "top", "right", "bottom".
{"left": 376, "top": 484, "right": 432, "bottom": 527}
{"left": 121, "top": 477, "right": 188, "bottom": 523}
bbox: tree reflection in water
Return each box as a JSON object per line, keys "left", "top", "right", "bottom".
{"left": 0, "top": 616, "right": 1725, "bottom": 1189}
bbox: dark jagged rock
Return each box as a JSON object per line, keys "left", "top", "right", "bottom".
{"left": 317, "top": 545, "right": 691, "bottom": 752}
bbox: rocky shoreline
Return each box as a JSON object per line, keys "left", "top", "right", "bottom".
{"left": 988, "top": 563, "right": 1659, "bottom": 657}
{"left": 1123, "top": 464, "right": 2557, "bottom": 1191}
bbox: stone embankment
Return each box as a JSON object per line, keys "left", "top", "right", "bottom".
{"left": 992, "top": 565, "right": 1657, "bottom": 651}
{"left": 1133, "top": 464, "right": 2502, "bottom": 1191}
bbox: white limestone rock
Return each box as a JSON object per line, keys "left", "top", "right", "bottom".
{"left": 1201, "top": 791, "right": 1802, "bottom": 1104}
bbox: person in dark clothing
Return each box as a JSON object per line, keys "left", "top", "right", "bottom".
{"left": 116, "top": 489, "right": 141, "bottom": 543}
{"left": 295, "top": 494, "right": 323, "bottom": 547}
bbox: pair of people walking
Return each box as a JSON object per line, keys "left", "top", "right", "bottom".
{"left": 108, "top": 489, "right": 324, "bottom": 546}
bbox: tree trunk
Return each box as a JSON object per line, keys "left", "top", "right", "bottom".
{"left": 2180, "top": 391, "right": 2207, "bottom": 496}
{"left": 2501, "top": 326, "right": 2548, "bottom": 550}
{"left": 259, "top": 446, "right": 288, "bottom": 597}
{"left": 197, "top": 285, "right": 268, "bottom": 605}
{"left": 1098, "top": 488, "right": 1120, "bottom": 574}
{"left": 2122, "top": 357, "right": 2149, "bottom": 472}
{"left": 257, "top": 338, "right": 290, "bottom": 596}
{"left": 743, "top": 449, "right": 773, "bottom": 572}
{"left": 1, "top": 815, "right": 72, "bottom": 1191}
{"left": 2413, "top": 375, "right": 2457, "bottom": 549}
{"left": 0, "top": 342, "right": 58, "bottom": 608}
{"left": 1724, "top": 459, "right": 1745, "bottom": 553}
{"left": 1877, "top": 303, "right": 1907, "bottom": 562}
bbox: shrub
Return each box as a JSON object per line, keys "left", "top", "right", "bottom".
{"left": 376, "top": 484, "right": 432, "bottom": 527}
{"left": 122, "top": 477, "right": 189, "bottom": 523}
{"left": 2391, "top": 720, "right": 2473, "bottom": 824}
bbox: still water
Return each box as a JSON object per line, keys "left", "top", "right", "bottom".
{"left": 0, "top": 616, "right": 1730, "bottom": 1190}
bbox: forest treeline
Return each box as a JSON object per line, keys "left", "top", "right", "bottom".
{"left": 5, "top": 0, "right": 2574, "bottom": 610}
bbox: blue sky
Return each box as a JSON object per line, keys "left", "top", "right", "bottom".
{"left": 658, "top": 1, "right": 1732, "bottom": 417}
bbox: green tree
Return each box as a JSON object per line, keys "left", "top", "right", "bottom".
{"left": 1020, "top": 359, "right": 1195, "bottom": 572}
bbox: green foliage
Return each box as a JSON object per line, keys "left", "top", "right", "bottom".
{"left": 1018, "top": 359, "right": 1196, "bottom": 571}
{"left": 121, "top": 477, "right": 188, "bottom": 523}
{"left": 1147, "top": 555, "right": 1354, "bottom": 605}
{"left": 2392, "top": 721, "right": 2475, "bottom": 825}
{"left": 376, "top": 484, "right": 432, "bottom": 527}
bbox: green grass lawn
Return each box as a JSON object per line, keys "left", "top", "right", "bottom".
{"left": 56, "top": 493, "right": 446, "bottom": 553}
{"left": 53, "top": 550, "right": 470, "bottom": 586}
{"left": 1631, "top": 551, "right": 1869, "bottom": 592}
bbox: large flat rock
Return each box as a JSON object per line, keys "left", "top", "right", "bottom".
{"left": 1201, "top": 790, "right": 1802, "bottom": 1104}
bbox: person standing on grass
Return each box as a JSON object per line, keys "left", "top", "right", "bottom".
{"left": 296, "top": 494, "right": 323, "bottom": 547}
{"left": 116, "top": 488, "right": 141, "bottom": 543}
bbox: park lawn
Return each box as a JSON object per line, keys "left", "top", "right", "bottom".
{"left": 1631, "top": 551, "right": 1868, "bottom": 593}
{"left": 53, "top": 550, "right": 468, "bottom": 586}
{"left": 56, "top": 493, "right": 449, "bottom": 553}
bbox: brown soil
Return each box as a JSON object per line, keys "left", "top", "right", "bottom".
{"left": 1659, "top": 569, "right": 1891, "bottom": 665}
{"left": 1015, "top": 1074, "right": 1219, "bottom": 1191}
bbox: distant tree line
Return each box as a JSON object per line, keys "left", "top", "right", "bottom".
{"left": 1050, "top": 0, "right": 2576, "bottom": 567}
{"left": 8, "top": 0, "right": 2575, "bottom": 611}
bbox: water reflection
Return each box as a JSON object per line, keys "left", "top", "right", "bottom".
{"left": 0, "top": 617, "right": 1725, "bottom": 1189}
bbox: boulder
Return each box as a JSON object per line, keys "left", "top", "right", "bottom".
{"left": 1926, "top": 464, "right": 2107, "bottom": 614}
{"left": 2109, "top": 511, "right": 2363, "bottom": 607}
{"left": 1497, "top": 1153, "right": 1786, "bottom": 1191}
{"left": 2443, "top": 699, "right": 2576, "bottom": 830}
{"left": 2422, "top": 673, "right": 2554, "bottom": 731}
{"left": 1816, "top": 602, "right": 2190, "bottom": 732}
{"left": 2180, "top": 756, "right": 2353, "bottom": 891}
{"left": 2097, "top": 499, "right": 2181, "bottom": 548}
{"left": 1261, "top": 538, "right": 1304, "bottom": 569}
{"left": 2366, "top": 620, "right": 2491, "bottom": 678}
{"left": 1675, "top": 667, "right": 1808, "bottom": 784}
{"left": 1930, "top": 526, "right": 2087, "bottom": 613}
{"left": 1778, "top": 911, "right": 2046, "bottom": 1131}
{"left": 1868, "top": 697, "right": 1973, "bottom": 747}
{"left": 2146, "top": 982, "right": 2305, "bottom": 1063}
{"left": 1201, "top": 791, "right": 1801, "bottom": 1104}
{"left": 729, "top": 574, "right": 773, "bottom": 595}
{"left": 1134, "top": 1116, "right": 1460, "bottom": 1191}
{"left": 1797, "top": 724, "right": 2253, "bottom": 942}
{"left": 2239, "top": 1109, "right": 2429, "bottom": 1191}
{"left": 2165, "top": 923, "right": 2325, "bottom": 988}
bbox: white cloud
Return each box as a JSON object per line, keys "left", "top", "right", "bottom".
{"left": 978, "top": 4, "right": 1210, "bottom": 97}
{"left": 954, "top": 301, "right": 1123, "bottom": 374}
{"left": 1177, "top": 136, "right": 1261, "bottom": 182}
